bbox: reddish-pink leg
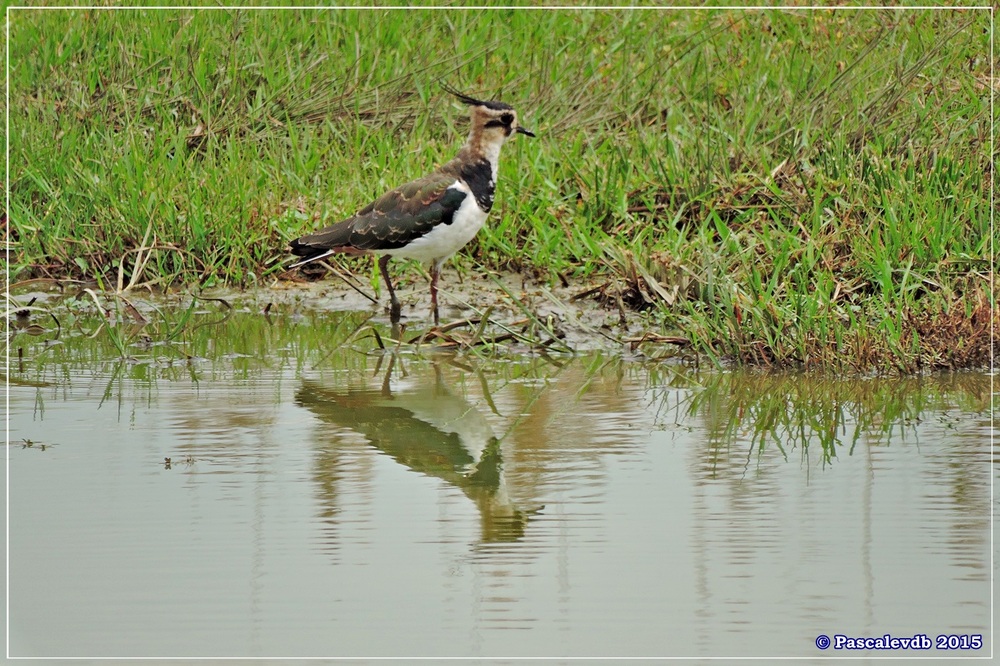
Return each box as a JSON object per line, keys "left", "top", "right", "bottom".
{"left": 379, "top": 255, "right": 401, "bottom": 323}
{"left": 429, "top": 262, "right": 441, "bottom": 326}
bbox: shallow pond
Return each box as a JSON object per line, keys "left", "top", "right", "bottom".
{"left": 5, "top": 294, "right": 994, "bottom": 660}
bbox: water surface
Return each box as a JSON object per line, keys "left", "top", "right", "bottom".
{"left": 6, "top": 302, "right": 993, "bottom": 660}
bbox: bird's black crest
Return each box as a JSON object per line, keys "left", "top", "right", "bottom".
{"left": 440, "top": 82, "right": 513, "bottom": 111}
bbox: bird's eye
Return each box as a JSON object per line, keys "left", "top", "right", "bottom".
{"left": 500, "top": 113, "right": 514, "bottom": 125}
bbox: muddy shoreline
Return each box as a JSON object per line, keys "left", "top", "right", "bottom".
{"left": 9, "top": 268, "right": 673, "bottom": 357}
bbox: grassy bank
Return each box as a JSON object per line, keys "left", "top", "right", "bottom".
{"left": 7, "top": 6, "right": 995, "bottom": 371}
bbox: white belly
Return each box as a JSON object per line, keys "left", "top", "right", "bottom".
{"left": 383, "top": 181, "right": 488, "bottom": 264}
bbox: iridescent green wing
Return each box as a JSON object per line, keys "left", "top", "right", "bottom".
{"left": 289, "top": 171, "right": 467, "bottom": 256}
{"left": 347, "top": 172, "right": 467, "bottom": 250}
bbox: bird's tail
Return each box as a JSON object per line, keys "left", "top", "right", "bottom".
{"left": 288, "top": 224, "right": 363, "bottom": 268}
{"left": 287, "top": 246, "right": 336, "bottom": 269}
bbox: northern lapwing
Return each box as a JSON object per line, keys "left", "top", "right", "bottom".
{"left": 288, "top": 86, "right": 534, "bottom": 326}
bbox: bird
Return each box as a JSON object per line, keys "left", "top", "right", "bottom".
{"left": 288, "top": 86, "right": 534, "bottom": 326}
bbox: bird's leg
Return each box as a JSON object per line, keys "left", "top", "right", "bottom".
{"left": 379, "top": 255, "right": 401, "bottom": 323}
{"left": 429, "top": 261, "right": 441, "bottom": 327}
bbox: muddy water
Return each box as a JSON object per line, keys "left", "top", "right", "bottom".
{"left": 5, "top": 298, "right": 993, "bottom": 660}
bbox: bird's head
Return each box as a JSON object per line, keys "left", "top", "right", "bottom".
{"left": 444, "top": 85, "right": 535, "bottom": 146}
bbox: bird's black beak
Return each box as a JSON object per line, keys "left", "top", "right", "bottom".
{"left": 516, "top": 126, "right": 536, "bottom": 138}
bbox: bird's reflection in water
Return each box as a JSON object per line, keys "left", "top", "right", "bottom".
{"left": 296, "top": 356, "right": 539, "bottom": 543}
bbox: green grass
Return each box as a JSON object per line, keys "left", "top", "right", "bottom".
{"left": 7, "top": 6, "right": 994, "bottom": 371}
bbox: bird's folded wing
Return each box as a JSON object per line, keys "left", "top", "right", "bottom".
{"left": 291, "top": 172, "right": 467, "bottom": 254}
{"left": 347, "top": 173, "right": 467, "bottom": 250}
